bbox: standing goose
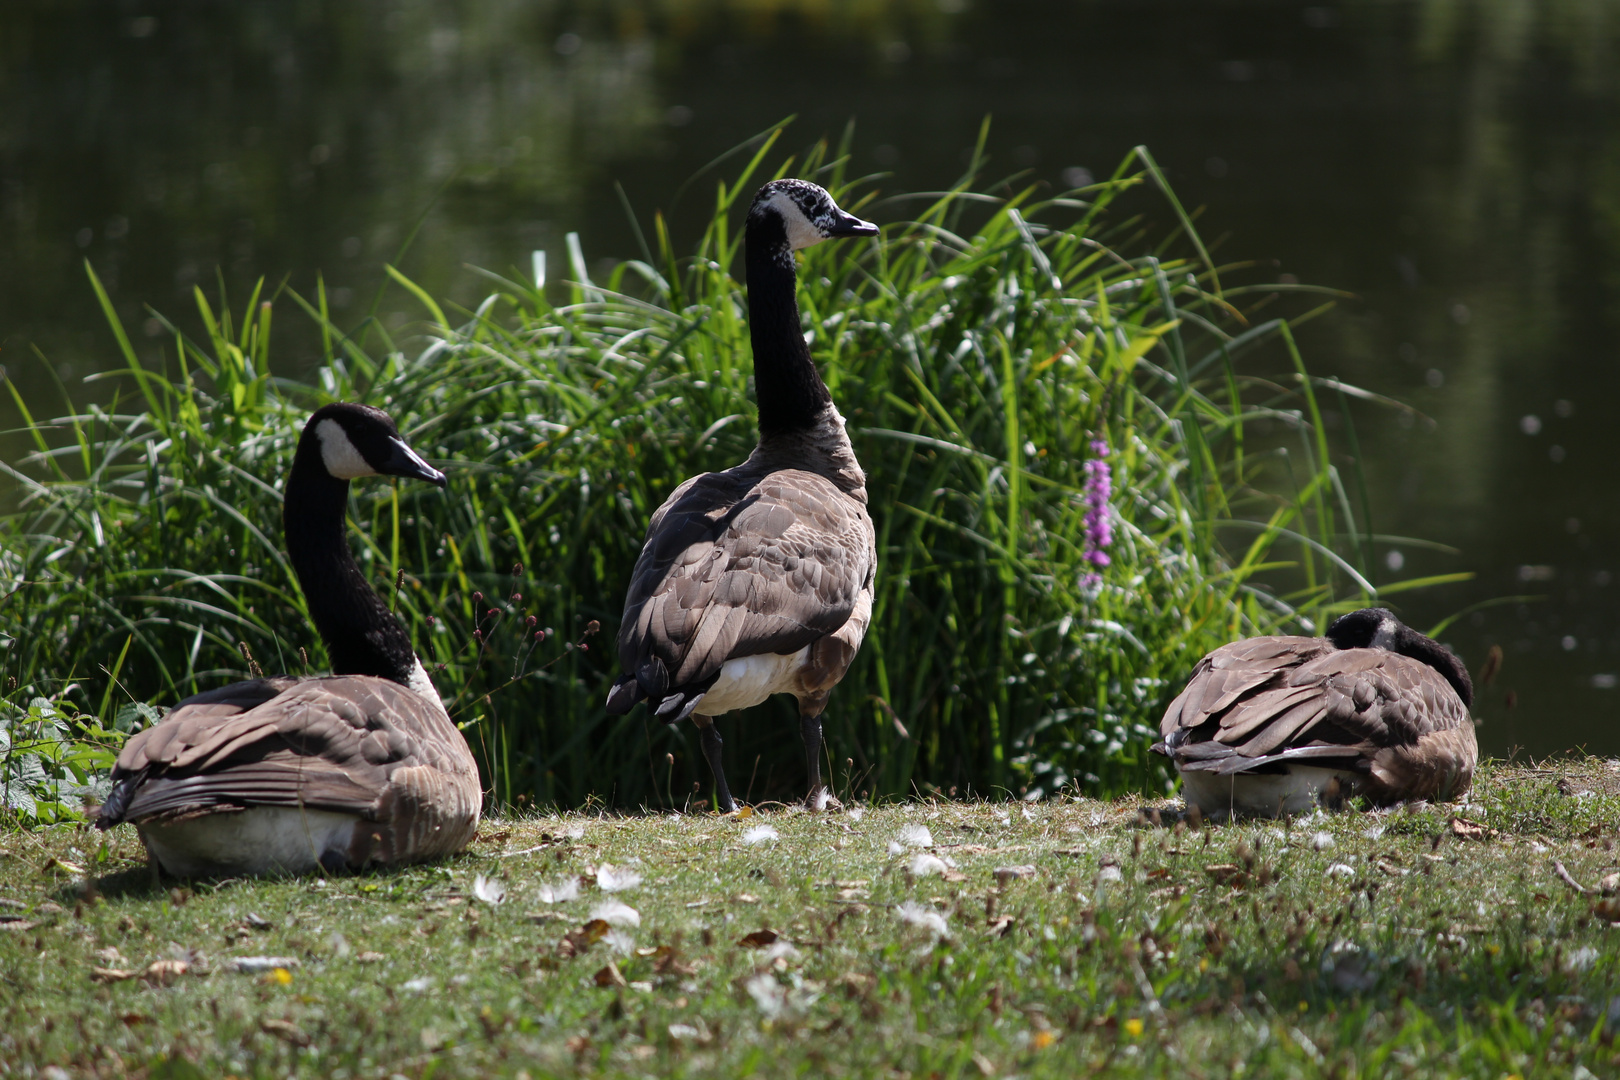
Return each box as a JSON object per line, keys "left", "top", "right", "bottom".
{"left": 95, "top": 403, "right": 481, "bottom": 876}
{"left": 1153, "top": 608, "right": 1477, "bottom": 818}
{"left": 605, "top": 179, "right": 879, "bottom": 812}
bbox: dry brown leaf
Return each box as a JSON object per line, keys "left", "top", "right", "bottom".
{"left": 1450, "top": 817, "right": 1497, "bottom": 841}
{"left": 1593, "top": 897, "right": 1620, "bottom": 923}
{"left": 0, "top": 918, "right": 38, "bottom": 933}
{"left": 90, "top": 967, "right": 138, "bottom": 984}
{"left": 732, "top": 893, "right": 760, "bottom": 905}
{"left": 1203, "top": 864, "right": 1244, "bottom": 885}
{"left": 738, "top": 929, "right": 780, "bottom": 949}
{"left": 593, "top": 960, "right": 628, "bottom": 988}
{"left": 1601, "top": 872, "right": 1620, "bottom": 896}
{"left": 143, "top": 959, "right": 189, "bottom": 985}
{"left": 986, "top": 916, "right": 1015, "bottom": 938}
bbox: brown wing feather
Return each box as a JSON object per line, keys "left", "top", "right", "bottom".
{"left": 102, "top": 676, "right": 479, "bottom": 832}
{"left": 1157, "top": 636, "right": 1476, "bottom": 803}
{"left": 617, "top": 465, "right": 875, "bottom": 691}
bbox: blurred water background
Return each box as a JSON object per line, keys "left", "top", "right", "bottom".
{"left": 2, "top": 0, "right": 1617, "bottom": 757}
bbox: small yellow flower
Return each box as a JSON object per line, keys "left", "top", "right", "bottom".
{"left": 1486, "top": 943, "right": 1501, "bottom": 956}
{"left": 1031, "top": 1029, "right": 1055, "bottom": 1051}
{"left": 1297, "top": 1001, "right": 1309, "bottom": 1013}
{"left": 1199, "top": 958, "right": 1209, "bottom": 973}
{"left": 266, "top": 967, "right": 293, "bottom": 986}
{"left": 1123, "top": 1018, "right": 1144, "bottom": 1038}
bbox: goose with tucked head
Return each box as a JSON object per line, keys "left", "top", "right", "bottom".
{"left": 1153, "top": 608, "right": 1477, "bottom": 818}
{"left": 95, "top": 403, "right": 481, "bottom": 876}
{"left": 605, "top": 179, "right": 879, "bottom": 812}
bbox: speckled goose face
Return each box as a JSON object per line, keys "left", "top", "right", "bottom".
{"left": 748, "top": 179, "right": 879, "bottom": 253}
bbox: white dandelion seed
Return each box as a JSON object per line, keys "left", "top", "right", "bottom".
{"left": 908, "top": 853, "right": 948, "bottom": 877}
{"left": 742, "top": 824, "right": 780, "bottom": 846}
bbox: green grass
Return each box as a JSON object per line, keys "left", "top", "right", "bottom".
{"left": 0, "top": 125, "right": 1459, "bottom": 815}
{"left": 1, "top": 760, "right": 1617, "bottom": 1078}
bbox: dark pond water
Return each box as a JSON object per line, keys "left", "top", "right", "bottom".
{"left": 3, "top": 0, "right": 1618, "bottom": 756}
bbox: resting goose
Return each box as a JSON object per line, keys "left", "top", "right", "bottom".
{"left": 605, "top": 179, "right": 879, "bottom": 812}
{"left": 95, "top": 403, "right": 481, "bottom": 876}
{"left": 1153, "top": 607, "right": 1477, "bottom": 818}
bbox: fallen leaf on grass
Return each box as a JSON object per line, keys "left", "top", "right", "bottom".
{"left": 0, "top": 918, "right": 39, "bottom": 933}
{"left": 732, "top": 893, "right": 760, "bottom": 904}
{"left": 1450, "top": 817, "right": 1497, "bottom": 841}
{"left": 143, "top": 959, "right": 189, "bottom": 985}
{"left": 559, "top": 919, "right": 611, "bottom": 958}
{"left": 357, "top": 951, "right": 385, "bottom": 963}
{"left": 986, "top": 916, "right": 1015, "bottom": 938}
{"left": 41, "top": 857, "right": 84, "bottom": 875}
{"left": 1203, "top": 864, "right": 1244, "bottom": 886}
{"left": 90, "top": 967, "right": 138, "bottom": 984}
{"left": 993, "top": 864, "right": 1037, "bottom": 884}
{"left": 594, "top": 960, "right": 628, "bottom": 988}
{"left": 739, "top": 929, "right": 780, "bottom": 949}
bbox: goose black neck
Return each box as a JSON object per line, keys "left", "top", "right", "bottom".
{"left": 284, "top": 441, "right": 418, "bottom": 684}
{"left": 1395, "top": 628, "right": 1475, "bottom": 707}
{"left": 746, "top": 212, "right": 833, "bottom": 438}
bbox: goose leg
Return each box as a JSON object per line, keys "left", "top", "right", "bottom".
{"left": 691, "top": 714, "right": 737, "bottom": 813}
{"left": 799, "top": 707, "right": 843, "bottom": 812}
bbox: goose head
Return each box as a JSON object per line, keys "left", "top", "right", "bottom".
{"left": 1326, "top": 607, "right": 1474, "bottom": 706}
{"left": 304, "top": 402, "right": 447, "bottom": 487}
{"left": 747, "top": 179, "right": 878, "bottom": 256}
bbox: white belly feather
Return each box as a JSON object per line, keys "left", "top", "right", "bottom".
{"left": 137, "top": 807, "right": 361, "bottom": 878}
{"left": 691, "top": 647, "right": 812, "bottom": 716}
{"left": 1179, "top": 765, "right": 1361, "bottom": 820}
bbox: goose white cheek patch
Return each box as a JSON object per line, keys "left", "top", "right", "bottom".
{"left": 768, "top": 192, "right": 826, "bottom": 251}
{"left": 316, "top": 418, "right": 376, "bottom": 479}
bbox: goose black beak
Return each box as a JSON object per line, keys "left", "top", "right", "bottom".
{"left": 382, "top": 436, "right": 448, "bottom": 488}
{"left": 825, "top": 212, "right": 879, "bottom": 239}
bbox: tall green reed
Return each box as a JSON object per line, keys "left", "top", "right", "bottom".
{"left": 0, "top": 129, "right": 1465, "bottom": 817}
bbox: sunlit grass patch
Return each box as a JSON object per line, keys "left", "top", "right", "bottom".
{"left": 1, "top": 760, "right": 1618, "bottom": 1078}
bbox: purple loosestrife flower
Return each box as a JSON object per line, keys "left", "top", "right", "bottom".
{"left": 1081, "top": 438, "right": 1113, "bottom": 588}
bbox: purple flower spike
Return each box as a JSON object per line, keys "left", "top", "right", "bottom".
{"left": 1081, "top": 438, "right": 1113, "bottom": 588}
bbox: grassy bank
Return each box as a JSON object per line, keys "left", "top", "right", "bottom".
{"left": 0, "top": 128, "right": 1455, "bottom": 815}
{"left": 0, "top": 761, "right": 1616, "bottom": 1078}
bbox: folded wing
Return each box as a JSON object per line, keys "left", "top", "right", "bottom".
{"left": 608, "top": 467, "right": 875, "bottom": 717}
{"left": 1156, "top": 636, "right": 1476, "bottom": 802}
